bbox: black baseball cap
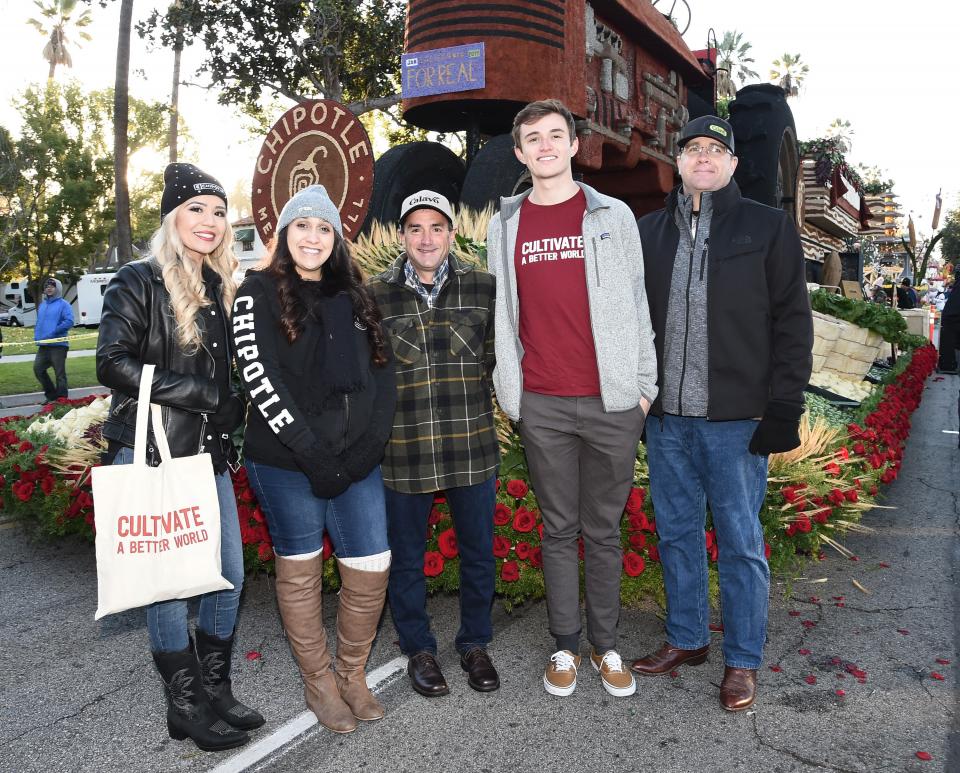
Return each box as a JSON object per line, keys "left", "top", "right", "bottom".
{"left": 678, "top": 115, "right": 735, "bottom": 154}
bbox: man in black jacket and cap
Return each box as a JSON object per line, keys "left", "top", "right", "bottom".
{"left": 630, "top": 115, "right": 813, "bottom": 711}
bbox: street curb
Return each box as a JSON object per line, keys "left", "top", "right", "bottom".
{"left": 0, "top": 385, "right": 108, "bottom": 409}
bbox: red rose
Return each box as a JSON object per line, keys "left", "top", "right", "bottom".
{"left": 493, "top": 503, "right": 513, "bottom": 526}
{"left": 624, "top": 487, "right": 645, "bottom": 514}
{"left": 529, "top": 547, "right": 543, "bottom": 568}
{"left": 18, "top": 440, "right": 34, "bottom": 453}
{"left": 500, "top": 560, "right": 520, "bottom": 582}
{"left": 705, "top": 529, "right": 715, "bottom": 550}
{"left": 823, "top": 461, "right": 841, "bottom": 477}
{"left": 514, "top": 541, "right": 531, "bottom": 560}
{"left": 40, "top": 475, "right": 56, "bottom": 495}
{"left": 795, "top": 515, "right": 812, "bottom": 533}
{"left": 492, "top": 535, "right": 512, "bottom": 558}
{"left": 322, "top": 533, "right": 334, "bottom": 560}
{"left": 814, "top": 508, "right": 831, "bottom": 524}
{"left": 537, "top": 522, "right": 544, "bottom": 540}
{"left": 13, "top": 481, "right": 34, "bottom": 501}
{"left": 647, "top": 544, "right": 659, "bottom": 562}
{"left": 437, "top": 528, "right": 459, "bottom": 558}
{"left": 512, "top": 506, "right": 536, "bottom": 533}
{"left": 622, "top": 551, "right": 645, "bottom": 577}
{"left": 506, "top": 479, "right": 529, "bottom": 498}
{"left": 845, "top": 489, "right": 858, "bottom": 502}
{"left": 495, "top": 478, "right": 501, "bottom": 492}
{"left": 257, "top": 543, "right": 274, "bottom": 562}
{"left": 764, "top": 543, "right": 771, "bottom": 560}
{"left": 423, "top": 551, "right": 445, "bottom": 577}
{"left": 433, "top": 493, "right": 447, "bottom": 505}
{"left": 427, "top": 506, "right": 445, "bottom": 525}
{"left": 629, "top": 533, "right": 647, "bottom": 549}
{"left": 577, "top": 537, "right": 585, "bottom": 560}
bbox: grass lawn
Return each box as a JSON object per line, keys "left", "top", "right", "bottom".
{"left": 0, "top": 326, "right": 99, "bottom": 356}
{"left": 0, "top": 356, "right": 102, "bottom": 396}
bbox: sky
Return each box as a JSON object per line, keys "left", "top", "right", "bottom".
{"left": 1, "top": 0, "right": 956, "bottom": 240}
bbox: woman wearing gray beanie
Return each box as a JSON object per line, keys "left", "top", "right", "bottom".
{"left": 233, "top": 185, "right": 396, "bottom": 733}
{"left": 97, "top": 163, "right": 264, "bottom": 752}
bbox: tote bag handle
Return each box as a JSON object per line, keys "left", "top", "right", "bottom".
{"left": 133, "top": 363, "right": 174, "bottom": 466}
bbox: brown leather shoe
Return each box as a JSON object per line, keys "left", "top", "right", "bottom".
{"left": 630, "top": 642, "right": 709, "bottom": 675}
{"left": 720, "top": 666, "right": 758, "bottom": 712}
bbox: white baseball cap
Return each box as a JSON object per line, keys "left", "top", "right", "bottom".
{"left": 399, "top": 190, "right": 454, "bottom": 226}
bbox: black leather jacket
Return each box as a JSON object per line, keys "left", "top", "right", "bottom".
{"left": 96, "top": 258, "right": 243, "bottom": 468}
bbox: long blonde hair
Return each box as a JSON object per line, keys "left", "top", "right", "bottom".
{"left": 150, "top": 205, "right": 238, "bottom": 354}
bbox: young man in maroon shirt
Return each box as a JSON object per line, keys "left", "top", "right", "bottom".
{"left": 487, "top": 99, "right": 658, "bottom": 697}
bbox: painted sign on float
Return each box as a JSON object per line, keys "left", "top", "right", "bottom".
{"left": 402, "top": 43, "right": 485, "bottom": 98}
{"left": 251, "top": 99, "right": 374, "bottom": 243}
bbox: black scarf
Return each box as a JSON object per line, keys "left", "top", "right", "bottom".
{"left": 299, "top": 283, "right": 363, "bottom": 403}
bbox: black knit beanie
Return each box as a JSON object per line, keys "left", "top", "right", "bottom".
{"left": 160, "top": 163, "right": 228, "bottom": 222}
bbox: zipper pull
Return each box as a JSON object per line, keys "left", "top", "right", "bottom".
{"left": 700, "top": 238, "right": 709, "bottom": 281}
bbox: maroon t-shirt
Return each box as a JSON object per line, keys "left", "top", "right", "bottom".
{"left": 514, "top": 189, "right": 600, "bottom": 397}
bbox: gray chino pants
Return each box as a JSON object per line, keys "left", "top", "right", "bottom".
{"left": 519, "top": 390, "right": 645, "bottom": 652}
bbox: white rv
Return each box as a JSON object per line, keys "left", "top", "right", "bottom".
{"left": 233, "top": 217, "right": 267, "bottom": 282}
{"left": 75, "top": 272, "right": 116, "bottom": 327}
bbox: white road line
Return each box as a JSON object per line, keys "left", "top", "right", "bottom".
{"left": 208, "top": 656, "right": 408, "bottom": 773}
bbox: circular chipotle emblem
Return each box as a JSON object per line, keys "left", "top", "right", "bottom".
{"left": 251, "top": 99, "right": 374, "bottom": 243}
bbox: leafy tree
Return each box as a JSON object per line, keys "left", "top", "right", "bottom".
{"left": 27, "top": 0, "right": 94, "bottom": 80}
{"left": 0, "top": 82, "right": 168, "bottom": 292}
{"left": 138, "top": 0, "right": 405, "bottom": 119}
{"left": 939, "top": 208, "right": 960, "bottom": 262}
{"left": 716, "top": 30, "right": 759, "bottom": 98}
{"left": 825, "top": 118, "right": 854, "bottom": 153}
{"left": 770, "top": 53, "right": 808, "bottom": 97}
{"left": 901, "top": 231, "right": 944, "bottom": 285}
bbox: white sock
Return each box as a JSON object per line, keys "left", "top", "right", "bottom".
{"left": 279, "top": 549, "right": 322, "bottom": 561}
{"left": 338, "top": 550, "right": 391, "bottom": 572}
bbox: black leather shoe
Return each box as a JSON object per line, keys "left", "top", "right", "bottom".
{"left": 407, "top": 652, "right": 449, "bottom": 697}
{"left": 460, "top": 647, "right": 500, "bottom": 692}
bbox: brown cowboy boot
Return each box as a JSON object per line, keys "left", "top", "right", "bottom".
{"left": 274, "top": 555, "right": 357, "bottom": 733}
{"left": 334, "top": 561, "right": 390, "bottom": 721}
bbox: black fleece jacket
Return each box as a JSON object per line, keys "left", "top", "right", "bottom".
{"left": 231, "top": 271, "right": 396, "bottom": 478}
{"left": 637, "top": 179, "right": 813, "bottom": 420}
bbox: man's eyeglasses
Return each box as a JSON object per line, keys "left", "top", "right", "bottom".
{"left": 680, "top": 143, "right": 732, "bottom": 157}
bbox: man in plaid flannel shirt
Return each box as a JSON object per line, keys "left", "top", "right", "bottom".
{"left": 368, "top": 190, "right": 501, "bottom": 698}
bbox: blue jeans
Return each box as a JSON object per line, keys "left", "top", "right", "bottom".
{"left": 646, "top": 415, "right": 769, "bottom": 669}
{"left": 112, "top": 446, "right": 245, "bottom": 653}
{"left": 385, "top": 477, "right": 496, "bottom": 656}
{"left": 245, "top": 460, "right": 389, "bottom": 558}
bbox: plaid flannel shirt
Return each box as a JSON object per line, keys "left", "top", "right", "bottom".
{"left": 369, "top": 253, "right": 499, "bottom": 494}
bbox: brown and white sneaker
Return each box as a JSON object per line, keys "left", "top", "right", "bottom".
{"left": 543, "top": 650, "right": 581, "bottom": 696}
{"left": 590, "top": 649, "right": 637, "bottom": 697}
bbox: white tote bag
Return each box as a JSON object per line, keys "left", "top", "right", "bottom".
{"left": 92, "top": 364, "right": 233, "bottom": 619}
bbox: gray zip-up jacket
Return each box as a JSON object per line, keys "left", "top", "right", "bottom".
{"left": 487, "top": 182, "right": 658, "bottom": 421}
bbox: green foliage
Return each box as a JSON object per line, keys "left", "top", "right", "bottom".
{"left": 138, "top": 0, "right": 406, "bottom": 120}
{"left": 0, "top": 81, "right": 167, "bottom": 284}
{"left": 0, "top": 356, "right": 99, "bottom": 396}
{"left": 717, "top": 31, "right": 759, "bottom": 84}
{"left": 940, "top": 207, "right": 960, "bottom": 263}
{"left": 809, "top": 288, "right": 909, "bottom": 345}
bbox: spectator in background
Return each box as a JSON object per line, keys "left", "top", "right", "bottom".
{"left": 897, "top": 277, "right": 919, "bottom": 309}
{"left": 33, "top": 277, "right": 74, "bottom": 402}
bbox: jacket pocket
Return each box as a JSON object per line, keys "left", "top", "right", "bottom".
{"left": 449, "top": 310, "right": 486, "bottom": 358}
{"left": 384, "top": 317, "right": 422, "bottom": 364}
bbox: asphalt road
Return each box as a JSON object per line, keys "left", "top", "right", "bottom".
{"left": 1, "top": 374, "right": 957, "bottom": 773}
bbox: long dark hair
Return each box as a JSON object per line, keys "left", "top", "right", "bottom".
{"left": 264, "top": 226, "right": 388, "bottom": 366}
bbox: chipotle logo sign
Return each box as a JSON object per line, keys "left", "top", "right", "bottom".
{"left": 251, "top": 99, "right": 374, "bottom": 242}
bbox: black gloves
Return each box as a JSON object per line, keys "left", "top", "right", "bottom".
{"left": 341, "top": 432, "right": 387, "bottom": 482}
{"left": 296, "top": 444, "right": 351, "bottom": 499}
{"left": 209, "top": 392, "right": 245, "bottom": 433}
{"left": 749, "top": 400, "right": 803, "bottom": 455}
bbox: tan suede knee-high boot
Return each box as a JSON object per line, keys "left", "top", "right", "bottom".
{"left": 274, "top": 555, "right": 357, "bottom": 733}
{"left": 334, "top": 562, "right": 390, "bottom": 721}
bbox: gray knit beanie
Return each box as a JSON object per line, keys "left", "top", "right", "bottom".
{"left": 276, "top": 185, "right": 342, "bottom": 236}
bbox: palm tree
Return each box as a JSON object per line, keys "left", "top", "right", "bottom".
{"left": 825, "top": 118, "right": 854, "bottom": 153}
{"left": 716, "top": 30, "right": 759, "bottom": 98}
{"left": 770, "top": 53, "right": 809, "bottom": 97}
{"left": 114, "top": 0, "right": 134, "bottom": 264}
{"left": 27, "top": 0, "right": 93, "bottom": 80}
